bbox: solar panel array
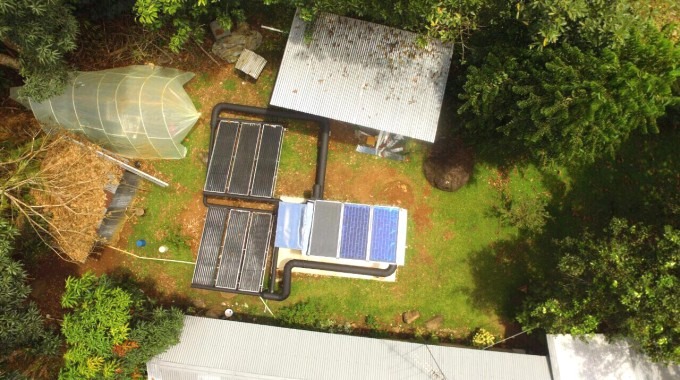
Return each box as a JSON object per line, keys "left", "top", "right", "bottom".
{"left": 308, "top": 201, "right": 402, "bottom": 264}
{"left": 192, "top": 206, "right": 273, "bottom": 293}
{"left": 204, "top": 120, "right": 283, "bottom": 199}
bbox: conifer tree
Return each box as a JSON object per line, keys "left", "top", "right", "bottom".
{"left": 0, "top": 0, "right": 79, "bottom": 100}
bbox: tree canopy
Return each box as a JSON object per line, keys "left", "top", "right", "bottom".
{"left": 518, "top": 218, "right": 680, "bottom": 363}
{"left": 0, "top": 217, "right": 59, "bottom": 373}
{"left": 133, "top": 0, "right": 245, "bottom": 52}
{"left": 60, "top": 273, "right": 183, "bottom": 379}
{"left": 0, "top": 0, "right": 78, "bottom": 101}
{"left": 457, "top": 1, "right": 680, "bottom": 166}
{"left": 458, "top": 23, "right": 679, "bottom": 165}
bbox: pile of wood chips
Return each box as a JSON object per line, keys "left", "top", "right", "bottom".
{"left": 33, "top": 134, "right": 122, "bottom": 262}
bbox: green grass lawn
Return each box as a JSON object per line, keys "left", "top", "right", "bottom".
{"left": 116, "top": 36, "right": 560, "bottom": 341}
{"left": 121, "top": 105, "right": 555, "bottom": 341}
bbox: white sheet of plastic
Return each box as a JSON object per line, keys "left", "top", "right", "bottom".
{"left": 17, "top": 65, "right": 200, "bottom": 159}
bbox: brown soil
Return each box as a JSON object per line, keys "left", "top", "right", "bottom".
{"left": 27, "top": 254, "right": 79, "bottom": 321}
{"left": 178, "top": 192, "right": 208, "bottom": 255}
{"left": 324, "top": 156, "right": 433, "bottom": 235}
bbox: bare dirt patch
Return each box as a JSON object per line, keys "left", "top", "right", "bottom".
{"left": 179, "top": 192, "right": 208, "bottom": 255}
{"left": 27, "top": 254, "right": 78, "bottom": 320}
{"left": 324, "top": 157, "right": 433, "bottom": 237}
{"left": 379, "top": 180, "right": 415, "bottom": 207}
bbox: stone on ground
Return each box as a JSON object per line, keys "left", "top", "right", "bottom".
{"left": 424, "top": 315, "right": 444, "bottom": 330}
{"left": 212, "top": 23, "right": 262, "bottom": 63}
{"left": 402, "top": 310, "right": 421, "bottom": 324}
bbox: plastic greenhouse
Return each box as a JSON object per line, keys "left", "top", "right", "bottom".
{"left": 15, "top": 65, "right": 200, "bottom": 159}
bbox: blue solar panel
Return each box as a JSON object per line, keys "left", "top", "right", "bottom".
{"left": 369, "top": 207, "right": 399, "bottom": 263}
{"left": 339, "top": 204, "right": 370, "bottom": 260}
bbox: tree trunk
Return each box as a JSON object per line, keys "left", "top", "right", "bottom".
{"left": 0, "top": 52, "right": 20, "bottom": 70}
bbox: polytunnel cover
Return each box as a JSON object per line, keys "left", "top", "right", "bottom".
{"left": 16, "top": 65, "right": 200, "bottom": 159}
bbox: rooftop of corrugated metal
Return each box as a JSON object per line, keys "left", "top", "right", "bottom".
{"left": 147, "top": 316, "right": 553, "bottom": 380}
{"left": 270, "top": 11, "right": 453, "bottom": 142}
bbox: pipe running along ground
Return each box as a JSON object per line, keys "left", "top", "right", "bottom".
{"left": 261, "top": 260, "right": 397, "bottom": 301}
{"left": 210, "top": 103, "right": 330, "bottom": 199}
{"left": 209, "top": 103, "right": 394, "bottom": 301}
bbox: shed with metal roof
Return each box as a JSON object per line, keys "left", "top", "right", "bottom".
{"left": 546, "top": 334, "right": 679, "bottom": 380}
{"left": 270, "top": 12, "right": 453, "bottom": 143}
{"left": 147, "top": 316, "right": 552, "bottom": 380}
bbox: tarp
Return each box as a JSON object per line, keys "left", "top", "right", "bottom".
{"left": 274, "top": 201, "right": 313, "bottom": 253}
{"left": 12, "top": 65, "right": 200, "bottom": 159}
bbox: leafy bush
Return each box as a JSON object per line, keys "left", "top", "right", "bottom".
{"left": 518, "top": 218, "right": 680, "bottom": 363}
{"left": 277, "top": 299, "right": 328, "bottom": 328}
{"left": 494, "top": 190, "right": 551, "bottom": 234}
{"left": 133, "top": 0, "right": 245, "bottom": 52}
{"left": 277, "top": 299, "right": 353, "bottom": 333}
{"left": 471, "top": 328, "right": 496, "bottom": 348}
{"left": 0, "top": 217, "right": 60, "bottom": 361}
{"left": 59, "top": 273, "right": 183, "bottom": 379}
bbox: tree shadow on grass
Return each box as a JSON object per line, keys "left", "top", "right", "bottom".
{"left": 465, "top": 128, "right": 679, "bottom": 354}
{"left": 466, "top": 236, "right": 552, "bottom": 318}
{"left": 538, "top": 128, "right": 680, "bottom": 239}
{"left": 106, "top": 267, "right": 196, "bottom": 312}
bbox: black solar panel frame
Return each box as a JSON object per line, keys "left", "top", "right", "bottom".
{"left": 227, "top": 122, "right": 261, "bottom": 196}
{"left": 237, "top": 212, "right": 273, "bottom": 292}
{"left": 192, "top": 206, "right": 229, "bottom": 286}
{"left": 250, "top": 124, "right": 284, "bottom": 198}
{"left": 214, "top": 210, "right": 250, "bottom": 290}
{"left": 204, "top": 121, "right": 239, "bottom": 194}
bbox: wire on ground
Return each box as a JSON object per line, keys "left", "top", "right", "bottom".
{"left": 106, "top": 245, "right": 195, "bottom": 265}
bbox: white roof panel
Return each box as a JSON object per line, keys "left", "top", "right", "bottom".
{"left": 148, "top": 316, "right": 552, "bottom": 380}
{"left": 547, "top": 334, "right": 680, "bottom": 380}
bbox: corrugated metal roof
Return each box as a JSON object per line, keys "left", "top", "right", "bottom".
{"left": 235, "top": 49, "right": 267, "bottom": 79}
{"left": 547, "top": 334, "right": 680, "bottom": 380}
{"left": 270, "top": 12, "right": 453, "bottom": 142}
{"left": 147, "top": 316, "right": 552, "bottom": 380}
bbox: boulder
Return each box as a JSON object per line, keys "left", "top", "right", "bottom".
{"left": 212, "top": 23, "right": 262, "bottom": 63}
{"left": 424, "top": 315, "right": 444, "bottom": 330}
{"left": 402, "top": 310, "right": 420, "bottom": 324}
{"left": 423, "top": 136, "right": 474, "bottom": 192}
{"left": 193, "top": 298, "right": 207, "bottom": 309}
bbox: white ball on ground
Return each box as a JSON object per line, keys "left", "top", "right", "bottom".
{"left": 158, "top": 245, "right": 169, "bottom": 253}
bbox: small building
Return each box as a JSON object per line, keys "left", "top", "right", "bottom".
{"left": 271, "top": 11, "right": 453, "bottom": 143}
{"left": 147, "top": 316, "right": 552, "bottom": 380}
{"left": 546, "top": 334, "right": 679, "bottom": 380}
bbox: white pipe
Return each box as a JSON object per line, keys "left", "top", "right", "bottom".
{"left": 261, "top": 25, "right": 287, "bottom": 34}
{"left": 67, "top": 137, "right": 169, "bottom": 187}
{"left": 96, "top": 151, "right": 169, "bottom": 188}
